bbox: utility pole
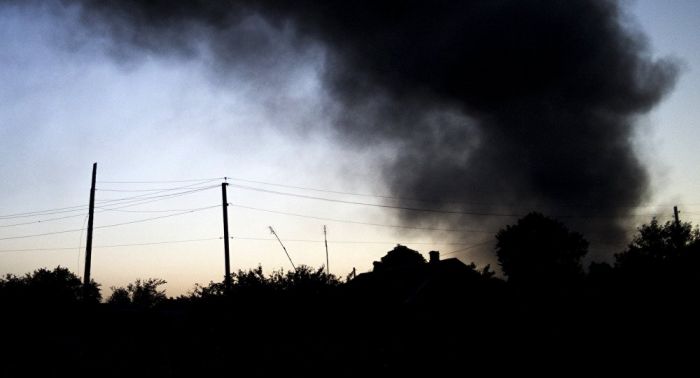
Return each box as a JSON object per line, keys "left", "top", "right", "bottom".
{"left": 672, "top": 205, "right": 683, "bottom": 249}
{"left": 324, "top": 225, "right": 329, "bottom": 275}
{"left": 83, "top": 162, "right": 97, "bottom": 300}
{"left": 222, "top": 182, "right": 232, "bottom": 292}
{"left": 269, "top": 226, "right": 296, "bottom": 271}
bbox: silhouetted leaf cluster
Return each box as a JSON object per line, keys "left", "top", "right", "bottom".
{"left": 496, "top": 212, "right": 588, "bottom": 289}
{"left": 108, "top": 278, "right": 168, "bottom": 309}
{"left": 0, "top": 266, "right": 100, "bottom": 307}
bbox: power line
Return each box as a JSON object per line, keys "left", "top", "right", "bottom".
{"left": 0, "top": 191, "right": 220, "bottom": 228}
{"left": 0, "top": 205, "right": 219, "bottom": 241}
{"left": 231, "top": 236, "right": 476, "bottom": 245}
{"left": 228, "top": 183, "right": 667, "bottom": 219}
{"left": 94, "top": 186, "right": 219, "bottom": 212}
{"left": 226, "top": 175, "right": 700, "bottom": 210}
{"left": 98, "top": 206, "right": 219, "bottom": 214}
{"left": 0, "top": 204, "right": 89, "bottom": 220}
{"left": 0, "top": 236, "right": 472, "bottom": 254}
{"left": 93, "top": 205, "right": 220, "bottom": 230}
{"left": 229, "top": 203, "right": 495, "bottom": 233}
{"left": 229, "top": 183, "right": 524, "bottom": 217}
{"left": 96, "top": 179, "right": 221, "bottom": 193}
{"left": 226, "top": 176, "right": 441, "bottom": 203}
{"left": 95, "top": 184, "right": 219, "bottom": 204}
{"left": 0, "top": 183, "right": 218, "bottom": 220}
{"left": 96, "top": 187, "right": 213, "bottom": 192}
{"left": 91, "top": 237, "right": 221, "bottom": 249}
{"left": 96, "top": 177, "right": 224, "bottom": 184}
{"left": 0, "top": 212, "right": 88, "bottom": 228}
{"left": 0, "top": 227, "right": 86, "bottom": 242}
{"left": 76, "top": 213, "right": 89, "bottom": 276}
{"left": 0, "top": 237, "right": 222, "bottom": 254}
{"left": 443, "top": 240, "right": 494, "bottom": 256}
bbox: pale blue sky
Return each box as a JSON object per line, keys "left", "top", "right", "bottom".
{"left": 631, "top": 0, "right": 700, "bottom": 207}
{"left": 1, "top": 1, "right": 699, "bottom": 296}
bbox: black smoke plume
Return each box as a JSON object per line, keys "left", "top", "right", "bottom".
{"left": 60, "top": 0, "right": 679, "bottom": 260}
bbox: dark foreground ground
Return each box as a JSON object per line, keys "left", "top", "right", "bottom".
{"left": 2, "top": 281, "right": 698, "bottom": 377}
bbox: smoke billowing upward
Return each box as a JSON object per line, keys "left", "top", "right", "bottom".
{"left": 62, "top": 0, "right": 678, "bottom": 258}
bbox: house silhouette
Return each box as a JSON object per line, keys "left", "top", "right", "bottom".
{"left": 350, "top": 244, "right": 494, "bottom": 305}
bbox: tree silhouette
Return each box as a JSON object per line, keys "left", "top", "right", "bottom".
{"left": 615, "top": 218, "right": 700, "bottom": 284}
{"left": 185, "top": 265, "right": 341, "bottom": 303}
{"left": 373, "top": 244, "right": 426, "bottom": 272}
{"left": 616, "top": 218, "right": 700, "bottom": 266}
{"left": 108, "top": 278, "right": 167, "bottom": 308}
{"left": 496, "top": 212, "right": 588, "bottom": 288}
{"left": 0, "top": 266, "right": 101, "bottom": 306}
{"left": 107, "top": 287, "right": 131, "bottom": 306}
{"left": 268, "top": 265, "right": 341, "bottom": 291}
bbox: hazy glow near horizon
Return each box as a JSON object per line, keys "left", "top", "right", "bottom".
{"left": 1, "top": 1, "right": 700, "bottom": 297}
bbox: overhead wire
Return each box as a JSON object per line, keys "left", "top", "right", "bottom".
{"left": 3, "top": 173, "right": 696, "bottom": 266}
{"left": 230, "top": 236, "right": 477, "bottom": 245}
{"left": 97, "top": 177, "right": 225, "bottom": 184}
{"left": 0, "top": 205, "right": 219, "bottom": 241}
{"left": 0, "top": 204, "right": 89, "bottom": 220}
{"left": 92, "top": 205, "right": 220, "bottom": 230}
{"left": 76, "top": 213, "right": 89, "bottom": 274}
{"left": 96, "top": 187, "right": 214, "bottom": 192}
{"left": 227, "top": 182, "right": 679, "bottom": 219}
{"left": 94, "top": 186, "right": 219, "bottom": 211}
{"left": 0, "top": 182, "right": 218, "bottom": 220}
{"left": 0, "top": 186, "right": 219, "bottom": 228}
{"left": 228, "top": 183, "right": 525, "bottom": 217}
{"left": 98, "top": 206, "right": 217, "bottom": 214}
{"left": 0, "top": 235, "right": 474, "bottom": 253}
{"left": 0, "top": 237, "right": 222, "bottom": 254}
{"left": 95, "top": 178, "right": 220, "bottom": 196}
{"left": 95, "top": 183, "right": 219, "bottom": 204}
{"left": 226, "top": 176, "right": 445, "bottom": 203}
{"left": 0, "top": 212, "right": 89, "bottom": 228}
{"left": 442, "top": 240, "right": 494, "bottom": 256}
{"left": 226, "top": 175, "right": 700, "bottom": 210}
{"left": 229, "top": 203, "right": 495, "bottom": 233}
{"left": 0, "top": 227, "right": 86, "bottom": 241}
{"left": 12, "top": 172, "right": 688, "bottom": 220}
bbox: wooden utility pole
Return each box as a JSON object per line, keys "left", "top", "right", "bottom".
{"left": 324, "top": 225, "right": 329, "bottom": 275}
{"left": 269, "top": 226, "right": 296, "bottom": 271}
{"left": 222, "top": 182, "right": 232, "bottom": 291}
{"left": 672, "top": 205, "right": 683, "bottom": 248}
{"left": 83, "top": 162, "right": 97, "bottom": 299}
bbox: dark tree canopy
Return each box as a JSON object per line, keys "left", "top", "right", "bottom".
{"left": 617, "top": 218, "right": 700, "bottom": 263}
{"left": 187, "top": 264, "right": 341, "bottom": 302}
{"left": 0, "top": 266, "right": 101, "bottom": 305}
{"left": 108, "top": 278, "right": 167, "bottom": 308}
{"left": 496, "top": 212, "right": 588, "bottom": 287}
{"left": 374, "top": 244, "right": 426, "bottom": 272}
{"left": 615, "top": 218, "right": 700, "bottom": 282}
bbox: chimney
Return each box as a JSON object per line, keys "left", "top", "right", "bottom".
{"left": 429, "top": 251, "right": 440, "bottom": 264}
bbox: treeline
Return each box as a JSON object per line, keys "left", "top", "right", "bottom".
{"left": 1, "top": 213, "right": 698, "bottom": 376}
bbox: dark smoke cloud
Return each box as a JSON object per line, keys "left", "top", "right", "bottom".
{"left": 57, "top": 0, "right": 678, "bottom": 260}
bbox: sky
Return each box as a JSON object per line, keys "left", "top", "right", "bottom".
{"left": 1, "top": 0, "right": 699, "bottom": 297}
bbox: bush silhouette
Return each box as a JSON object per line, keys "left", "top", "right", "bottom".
{"left": 0, "top": 266, "right": 101, "bottom": 306}
{"left": 108, "top": 278, "right": 167, "bottom": 308}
